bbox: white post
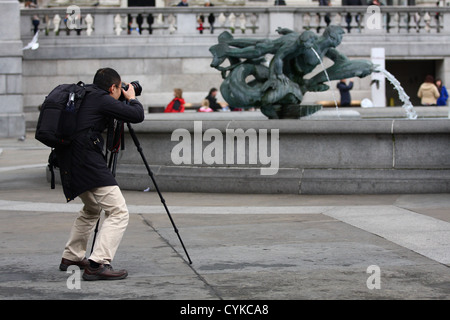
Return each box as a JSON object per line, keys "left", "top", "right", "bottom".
{"left": 371, "top": 47, "right": 386, "bottom": 107}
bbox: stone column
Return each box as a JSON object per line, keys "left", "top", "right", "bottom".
{"left": 0, "top": 0, "right": 25, "bottom": 138}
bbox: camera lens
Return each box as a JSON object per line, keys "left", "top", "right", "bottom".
{"left": 130, "top": 81, "right": 142, "bottom": 97}
{"left": 119, "top": 81, "right": 142, "bottom": 101}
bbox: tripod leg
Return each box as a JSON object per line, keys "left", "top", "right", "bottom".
{"left": 126, "top": 122, "right": 192, "bottom": 264}
{"left": 90, "top": 219, "right": 100, "bottom": 255}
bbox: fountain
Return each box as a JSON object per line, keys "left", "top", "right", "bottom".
{"left": 310, "top": 47, "right": 340, "bottom": 116}
{"left": 376, "top": 67, "right": 418, "bottom": 120}
{"left": 111, "top": 26, "right": 448, "bottom": 195}
{"left": 209, "top": 25, "right": 422, "bottom": 120}
{"left": 209, "top": 25, "right": 376, "bottom": 119}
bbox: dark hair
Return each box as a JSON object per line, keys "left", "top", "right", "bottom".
{"left": 93, "top": 68, "right": 121, "bottom": 92}
{"left": 208, "top": 88, "right": 217, "bottom": 95}
{"left": 424, "top": 75, "right": 434, "bottom": 83}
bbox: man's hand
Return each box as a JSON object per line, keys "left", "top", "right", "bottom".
{"left": 121, "top": 83, "right": 136, "bottom": 101}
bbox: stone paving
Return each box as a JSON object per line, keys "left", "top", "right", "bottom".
{"left": 0, "top": 134, "right": 449, "bottom": 301}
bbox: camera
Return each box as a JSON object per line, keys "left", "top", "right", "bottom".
{"left": 120, "top": 80, "right": 142, "bottom": 101}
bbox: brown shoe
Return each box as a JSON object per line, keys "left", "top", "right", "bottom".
{"left": 59, "top": 257, "right": 89, "bottom": 271}
{"left": 82, "top": 264, "right": 128, "bottom": 281}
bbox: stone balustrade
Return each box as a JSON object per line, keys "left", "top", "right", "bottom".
{"left": 20, "top": 5, "right": 450, "bottom": 38}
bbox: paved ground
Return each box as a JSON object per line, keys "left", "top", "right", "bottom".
{"left": 0, "top": 133, "right": 449, "bottom": 301}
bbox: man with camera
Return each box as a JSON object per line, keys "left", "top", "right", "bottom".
{"left": 58, "top": 68, "right": 144, "bottom": 281}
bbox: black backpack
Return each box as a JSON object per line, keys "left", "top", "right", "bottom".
{"left": 35, "top": 81, "right": 86, "bottom": 148}
{"left": 35, "top": 81, "right": 86, "bottom": 189}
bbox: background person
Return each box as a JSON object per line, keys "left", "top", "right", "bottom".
{"left": 436, "top": 78, "right": 448, "bottom": 106}
{"left": 343, "top": 0, "right": 363, "bottom": 33}
{"left": 319, "top": 0, "right": 331, "bottom": 28}
{"left": 337, "top": 79, "right": 353, "bottom": 107}
{"left": 205, "top": 88, "right": 228, "bottom": 111}
{"left": 198, "top": 99, "right": 213, "bottom": 112}
{"left": 205, "top": 1, "right": 215, "bottom": 34}
{"left": 417, "top": 75, "right": 440, "bottom": 106}
{"left": 177, "top": 0, "right": 188, "bottom": 6}
{"left": 164, "top": 88, "right": 186, "bottom": 113}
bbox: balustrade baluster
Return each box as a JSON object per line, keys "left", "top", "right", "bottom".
{"left": 424, "top": 12, "right": 431, "bottom": 33}
{"left": 238, "top": 13, "right": 246, "bottom": 33}
{"left": 114, "top": 14, "right": 123, "bottom": 36}
{"left": 140, "top": 13, "right": 150, "bottom": 35}
{"left": 249, "top": 13, "right": 258, "bottom": 34}
{"left": 407, "top": 12, "right": 416, "bottom": 33}
{"left": 53, "top": 14, "right": 61, "bottom": 36}
{"left": 128, "top": 13, "right": 139, "bottom": 35}
{"left": 85, "top": 13, "right": 94, "bottom": 36}
{"left": 315, "top": 12, "right": 322, "bottom": 33}
{"left": 228, "top": 12, "right": 236, "bottom": 34}
{"left": 167, "top": 14, "right": 176, "bottom": 34}
{"left": 152, "top": 13, "right": 163, "bottom": 35}
{"left": 303, "top": 13, "right": 311, "bottom": 31}
{"left": 332, "top": 12, "right": 342, "bottom": 28}
{"left": 399, "top": 12, "right": 408, "bottom": 33}
{"left": 435, "top": 11, "right": 442, "bottom": 33}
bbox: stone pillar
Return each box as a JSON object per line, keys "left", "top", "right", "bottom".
{"left": 371, "top": 47, "right": 386, "bottom": 107}
{"left": 0, "top": 0, "right": 25, "bottom": 138}
{"left": 268, "top": 8, "right": 294, "bottom": 34}
{"left": 176, "top": 11, "right": 197, "bottom": 35}
{"left": 95, "top": 13, "right": 116, "bottom": 36}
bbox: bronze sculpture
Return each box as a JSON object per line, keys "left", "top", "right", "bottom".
{"left": 209, "top": 25, "right": 376, "bottom": 119}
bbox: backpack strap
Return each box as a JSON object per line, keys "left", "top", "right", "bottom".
{"left": 48, "top": 149, "right": 58, "bottom": 189}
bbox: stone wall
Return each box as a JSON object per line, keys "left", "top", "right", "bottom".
{"left": 21, "top": 6, "right": 450, "bottom": 130}
{"left": 1, "top": 0, "right": 25, "bottom": 138}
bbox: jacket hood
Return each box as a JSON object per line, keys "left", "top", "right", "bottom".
{"left": 421, "top": 83, "right": 436, "bottom": 89}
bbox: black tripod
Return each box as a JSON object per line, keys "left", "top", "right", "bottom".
{"left": 90, "top": 120, "right": 192, "bottom": 265}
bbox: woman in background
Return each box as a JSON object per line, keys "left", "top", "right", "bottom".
{"left": 436, "top": 79, "right": 448, "bottom": 106}
{"left": 164, "top": 88, "right": 185, "bottom": 113}
{"left": 417, "top": 75, "right": 440, "bottom": 106}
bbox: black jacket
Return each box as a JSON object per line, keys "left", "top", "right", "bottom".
{"left": 206, "top": 94, "right": 222, "bottom": 111}
{"left": 56, "top": 84, "right": 145, "bottom": 202}
{"left": 337, "top": 81, "right": 353, "bottom": 106}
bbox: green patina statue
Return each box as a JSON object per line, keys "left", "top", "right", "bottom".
{"left": 209, "top": 25, "right": 376, "bottom": 119}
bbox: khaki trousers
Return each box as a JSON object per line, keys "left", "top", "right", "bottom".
{"left": 62, "top": 185, "right": 129, "bottom": 265}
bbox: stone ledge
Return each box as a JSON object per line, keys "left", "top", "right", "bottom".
{"left": 113, "top": 166, "right": 450, "bottom": 194}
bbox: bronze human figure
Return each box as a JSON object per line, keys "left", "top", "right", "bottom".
{"left": 209, "top": 25, "right": 376, "bottom": 118}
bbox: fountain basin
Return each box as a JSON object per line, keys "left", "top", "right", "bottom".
{"left": 108, "top": 112, "right": 450, "bottom": 195}
{"left": 274, "top": 104, "right": 323, "bottom": 119}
